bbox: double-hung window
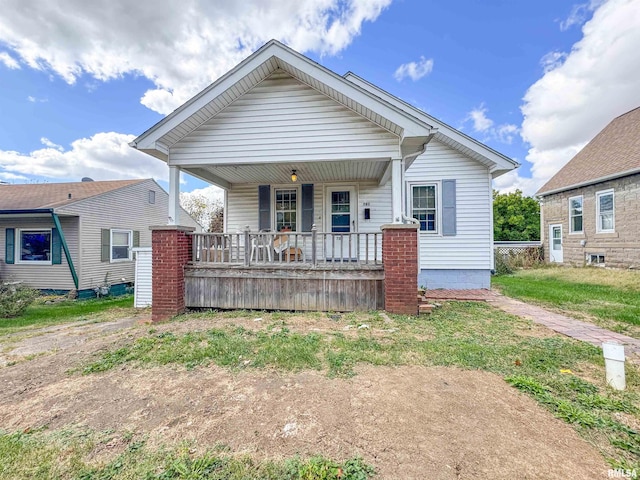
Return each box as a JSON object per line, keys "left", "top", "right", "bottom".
{"left": 569, "top": 196, "right": 583, "bottom": 233}
{"left": 412, "top": 185, "right": 437, "bottom": 232}
{"left": 18, "top": 229, "right": 51, "bottom": 263}
{"left": 274, "top": 189, "right": 297, "bottom": 231}
{"left": 110, "top": 229, "right": 132, "bottom": 262}
{"left": 596, "top": 189, "right": 614, "bottom": 233}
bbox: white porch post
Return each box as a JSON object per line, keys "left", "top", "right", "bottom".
{"left": 391, "top": 158, "right": 402, "bottom": 223}
{"left": 168, "top": 165, "right": 181, "bottom": 225}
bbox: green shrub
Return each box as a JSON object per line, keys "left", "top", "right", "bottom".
{"left": 494, "top": 253, "right": 515, "bottom": 275}
{"left": 0, "top": 283, "right": 39, "bottom": 318}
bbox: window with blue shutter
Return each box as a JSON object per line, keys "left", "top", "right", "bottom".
{"left": 411, "top": 185, "right": 437, "bottom": 232}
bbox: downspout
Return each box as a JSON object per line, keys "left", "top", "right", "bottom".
{"left": 51, "top": 212, "right": 79, "bottom": 290}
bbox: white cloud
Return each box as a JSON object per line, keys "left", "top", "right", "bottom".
{"left": 466, "top": 104, "right": 494, "bottom": 132}
{"left": 0, "top": 0, "right": 392, "bottom": 114}
{"left": 463, "top": 104, "right": 519, "bottom": 145}
{"left": 0, "top": 132, "right": 168, "bottom": 182}
{"left": 0, "top": 171, "right": 29, "bottom": 182}
{"left": 394, "top": 56, "right": 434, "bottom": 82}
{"left": 0, "top": 51, "right": 20, "bottom": 69}
{"left": 517, "top": 0, "right": 640, "bottom": 196}
{"left": 40, "top": 137, "right": 63, "bottom": 151}
{"left": 559, "top": 0, "right": 604, "bottom": 30}
{"left": 540, "top": 51, "right": 568, "bottom": 73}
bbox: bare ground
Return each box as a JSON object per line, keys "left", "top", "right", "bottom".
{"left": 0, "top": 314, "right": 610, "bottom": 479}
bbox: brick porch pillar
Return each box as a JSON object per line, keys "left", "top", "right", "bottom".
{"left": 150, "top": 225, "right": 195, "bottom": 322}
{"left": 382, "top": 224, "right": 419, "bottom": 315}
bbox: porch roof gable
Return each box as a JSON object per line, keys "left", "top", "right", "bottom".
{"left": 130, "top": 40, "right": 434, "bottom": 161}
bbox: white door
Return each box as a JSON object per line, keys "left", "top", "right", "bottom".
{"left": 549, "top": 224, "right": 563, "bottom": 263}
{"left": 325, "top": 187, "right": 357, "bottom": 260}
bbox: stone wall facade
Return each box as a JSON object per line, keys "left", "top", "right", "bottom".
{"left": 541, "top": 173, "right": 640, "bottom": 268}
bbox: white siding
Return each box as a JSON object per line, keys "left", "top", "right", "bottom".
{"left": 227, "top": 181, "right": 392, "bottom": 235}
{"left": 405, "top": 140, "right": 492, "bottom": 270}
{"left": 57, "top": 179, "right": 201, "bottom": 290}
{"left": 133, "top": 248, "right": 152, "bottom": 307}
{"left": 0, "top": 216, "right": 79, "bottom": 290}
{"left": 169, "top": 71, "right": 400, "bottom": 165}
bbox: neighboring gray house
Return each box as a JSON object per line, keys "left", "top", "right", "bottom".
{"left": 0, "top": 178, "right": 201, "bottom": 297}
{"left": 537, "top": 106, "right": 640, "bottom": 268}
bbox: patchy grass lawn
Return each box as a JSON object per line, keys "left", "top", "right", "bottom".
{"left": 76, "top": 303, "right": 640, "bottom": 472}
{"left": 0, "top": 295, "right": 136, "bottom": 335}
{"left": 0, "top": 428, "right": 373, "bottom": 480}
{"left": 492, "top": 267, "right": 640, "bottom": 337}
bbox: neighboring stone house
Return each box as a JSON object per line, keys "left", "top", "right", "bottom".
{"left": 536, "top": 106, "right": 640, "bottom": 268}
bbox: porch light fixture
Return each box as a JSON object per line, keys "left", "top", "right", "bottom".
{"left": 291, "top": 169, "right": 297, "bottom": 182}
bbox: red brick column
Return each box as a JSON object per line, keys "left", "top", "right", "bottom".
{"left": 382, "top": 224, "right": 419, "bottom": 315}
{"left": 150, "top": 225, "right": 195, "bottom": 322}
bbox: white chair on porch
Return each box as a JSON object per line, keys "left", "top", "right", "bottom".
{"left": 250, "top": 230, "right": 273, "bottom": 262}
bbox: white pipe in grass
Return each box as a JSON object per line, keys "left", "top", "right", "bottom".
{"left": 602, "top": 342, "right": 626, "bottom": 390}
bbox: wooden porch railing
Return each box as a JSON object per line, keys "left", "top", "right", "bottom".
{"left": 190, "top": 225, "right": 382, "bottom": 267}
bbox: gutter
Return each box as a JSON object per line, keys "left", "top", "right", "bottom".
{"left": 0, "top": 208, "right": 56, "bottom": 215}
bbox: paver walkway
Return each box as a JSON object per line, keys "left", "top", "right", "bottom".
{"left": 424, "top": 289, "right": 640, "bottom": 363}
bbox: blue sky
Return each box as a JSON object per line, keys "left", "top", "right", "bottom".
{"left": 0, "top": 0, "right": 639, "bottom": 201}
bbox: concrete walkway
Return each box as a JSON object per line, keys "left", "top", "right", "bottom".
{"left": 424, "top": 289, "right": 640, "bottom": 363}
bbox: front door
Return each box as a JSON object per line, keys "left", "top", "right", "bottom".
{"left": 549, "top": 224, "right": 563, "bottom": 263}
{"left": 326, "top": 187, "right": 357, "bottom": 260}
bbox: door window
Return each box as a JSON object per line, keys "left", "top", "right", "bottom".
{"left": 331, "top": 191, "right": 351, "bottom": 233}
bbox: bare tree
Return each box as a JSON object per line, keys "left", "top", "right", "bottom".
{"left": 180, "top": 193, "right": 224, "bottom": 232}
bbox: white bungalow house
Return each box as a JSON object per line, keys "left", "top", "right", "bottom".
{"left": 131, "top": 40, "right": 517, "bottom": 313}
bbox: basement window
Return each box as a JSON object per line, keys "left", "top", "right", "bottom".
{"left": 587, "top": 254, "right": 605, "bottom": 266}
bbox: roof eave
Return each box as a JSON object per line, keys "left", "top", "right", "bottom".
{"left": 536, "top": 167, "right": 640, "bottom": 197}
{"left": 343, "top": 72, "right": 519, "bottom": 173}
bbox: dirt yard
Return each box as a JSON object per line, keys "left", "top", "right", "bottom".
{"left": 0, "top": 313, "right": 610, "bottom": 479}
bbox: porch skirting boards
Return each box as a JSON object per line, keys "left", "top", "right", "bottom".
{"left": 185, "top": 265, "right": 384, "bottom": 312}
{"left": 419, "top": 269, "right": 491, "bottom": 290}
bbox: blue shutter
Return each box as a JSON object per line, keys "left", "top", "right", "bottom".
{"left": 258, "top": 185, "right": 271, "bottom": 231}
{"left": 301, "top": 184, "right": 314, "bottom": 232}
{"left": 5, "top": 228, "right": 14, "bottom": 264}
{"left": 442, "top": 179, "right": 457, "bottom": 236}
{"left": 101, "top": 229, "right": 110, "bottom": 262}
{"left": 51, "top": 227, "right": 62, "bottom": 264}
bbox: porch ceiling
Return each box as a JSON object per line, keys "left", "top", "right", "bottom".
{"left": 184, "top": 159, "right": 389, "bottom": 188}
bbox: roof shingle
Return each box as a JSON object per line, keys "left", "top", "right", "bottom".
{"left": 0, "top": 179, "right": 146, "bottom": 211}
{"left": 536, "top": 106, "right": 640, "bottom": 196}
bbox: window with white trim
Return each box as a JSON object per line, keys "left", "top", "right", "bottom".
{"left": 110, "top": 229, "right": 132, "bottom": 262}
{"left": 18, "top": 229, "right": 51, "bottom": 263}
{"left": 274, "top": 188, "right": 297, "bottom": 231}
{"left": 411, "top": 185, "right": 437, "bottom": 232}
{"left": 596, "top": 189, "right": 614, "bottom": 233}
{"left": 569, "top": 195, "right": 583, "bottom": 233}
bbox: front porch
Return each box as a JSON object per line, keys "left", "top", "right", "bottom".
{"left": 185, "top": 229, "right": 384, "bottom": 311}
{"left": 150, "top": 224, "right": 418, "bottom": 321}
